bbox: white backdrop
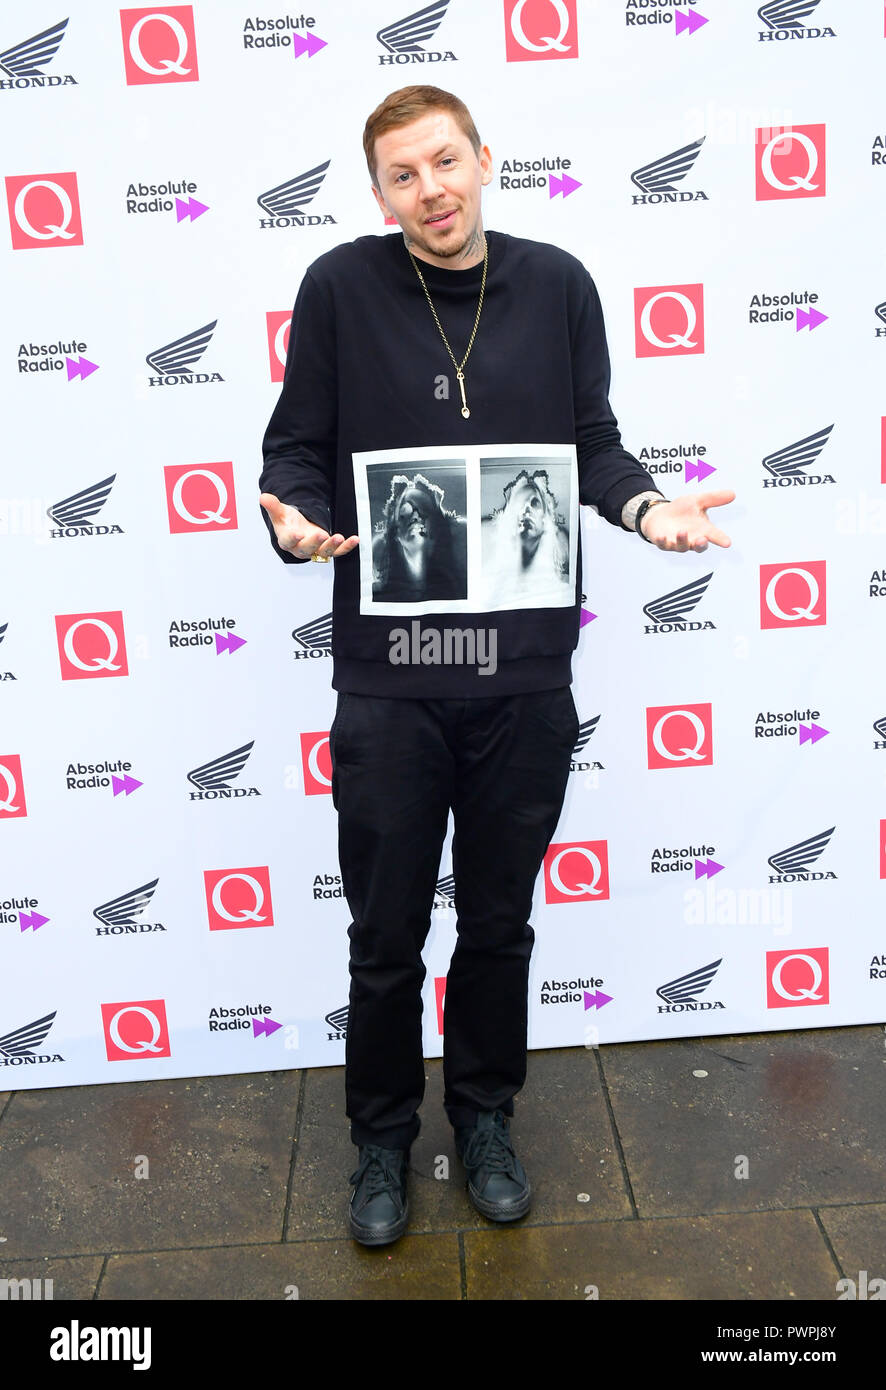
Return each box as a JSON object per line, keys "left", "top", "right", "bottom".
{"left": 2, "top": 0, "right": 884, "bottom": 1089}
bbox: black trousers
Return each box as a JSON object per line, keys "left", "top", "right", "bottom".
{"left": 329, "top": 686, "right": 579, "bottom": 1150}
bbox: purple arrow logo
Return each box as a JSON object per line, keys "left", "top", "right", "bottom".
{"left": 253, "top": 1017, "right": 282, "bottom": 1038}
{"left": 176, "top": 196, "right": 209, "bottom": 223}
{"left": 293, "top": 32, "right": 326, "bottom": 58}
{"left": 686, "top": 458, "right": 716, "bottom": 484}
{"left": 66, "top": 356, "right": 99, "bottom": 381}
{"left": 112, "top": 774, "right": 143, "bottom": 796}
{"left": 216, "top": 632, "right": 247, "bottom": 655}
{"left": 583, "top": 989, "right": 612, "bottom": 1011}
{"left": 796, "top": 306, "right": 827, "bottom": 332}
{"left": 580, "top": 608, "right": 596, "bottom": 628}
{"left": 19, "top": 911, "right": 50, "bottom": 931}
{"left": 549, "top": 172, "right": 582, "bottom": 199}
{"left": 799, "top": 722, "right": 828, "bottom": 745}
{"left": 675, "top": 8, "right": 708, "bottom": 34}
{"left": 695, "top": 857, "right": 724, "bottom": 879}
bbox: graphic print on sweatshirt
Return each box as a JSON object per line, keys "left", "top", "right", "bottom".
{"left": 353, "top": 443, "right": 578, "bottom": 616}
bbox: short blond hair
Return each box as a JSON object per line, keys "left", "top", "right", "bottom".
{"left": 363, "top": 85, "right": 482, "bottom": 188}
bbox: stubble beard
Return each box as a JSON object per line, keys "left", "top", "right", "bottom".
{"left": 404, "top": 212, "right": 486, "bottom": 267}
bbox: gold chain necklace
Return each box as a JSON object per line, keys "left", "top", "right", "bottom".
{"left": 407, "top": 237, "right": 488, "bottom": 418}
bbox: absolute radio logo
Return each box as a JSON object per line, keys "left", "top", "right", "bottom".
{"left": 120, "top": 7, "right": 199, "bottom": 85}
{"left": 0, "top": 622, "right": 14, "bottom": 682}
{"left": 876, "top": 568, "right": 886, "bottom": 598}
{"left": 208, "top": 1002, "right": 281, "bottom": 1036}
{"left": 630, "top": 138, "right": 707, "bottom": 206}
{"left": 759, "top": 561, "right": 826, "bottom": 629}
{"left": 0, "top": 1011, "right": 63, "bottom": 1068}
{"left": 646, "top": 703, "right": 713, "bottom": 769}
{"left": 377, "top": 1, "right": 457, "bottom": 65}
{"left": 204, "top": 867, "right": 273, "bottom": 930}
{"left": 756, "top": 0, "right": 835, "bottom": 43}
{"left": 164, "top": 463, "right": 237, "bottom": 534}
{"left": 634, "top": 285, "right": 704, "bottom": 358}
{"left": 0, "top": 18, "right": 76, "bottom": 89}
{"left": 55, "top": 611, "right": 129, "bottom": 681}
{"left": 311, "top": 872, "right": 343, "bottom": 901}
{"left": 873, "top": 136, "right": 886, "bottom": 167}
{"left": 570, "top": 716, "right": 603, "bottom": 774}
{"left": 47, "top": 476, "right": 122, "bottom": 540}
{"left": 168, "top": 614, "right": 244, "bottom": 651}
{"left": 257, "top": 163, "right": 335, "bottom": 228}
{"left": 767, "top": 827, "right": 836, "bottom": 883}
{"left": 0, "top": 895, "right": 49, "bottom": 930}
{"left": 146, "top": 321, "right": 221, "bottom": 386}
{"left": 539, "top": 974, "right": 610, "bottom": 1008}
{"left": 266, "top": 310, "right": 291, "bottom": 382}
{"left": 93, "top": 879, "right": 166, "bottom": 937}
{"left": 755, "top": 125, "right": 825, "bottom": 201}
{"left": 301, "top": 731, "right": 332, "bottom": 795}
{"left": 187, "top": 741, "right": 260, "bottom": 801}
{"left": 17, "top": 339, "right": 98, "bottom": 380}
{"left": 625, "top": 0, "right": 707, "bottom": 32}
{"left": 643, "top": 573, "right": 715, "bottom": 634}
{"left": 504, "top": 0, "right": 578, "bottom": 61}
{"left": 102, "top": 999, "right": 171, "bottom": 1060}
{"left": 650, "top": 844, "right": 722, "bottom": 878}
{"left": 125, "top": 178, "right": 207, "bottom": 221}
{"left": 242, "top": 14, "right": 326, "bottom": 55}
{"left": 65, "top": 758, "right": 142, "bottom": 795}
{"left": 754, "top": 708, "right": 828, "bottom": 745}
{"left": 5, "top": 172, "right": 83, "bottom": 250}
{"left": 656, "top": 958, "right": 724, "bottom": 1014}
{"left": 543, "top": 841, "right": 610, "bottom": 903}
{"left": 762, "top": 425, "right": 834, "bottom": 488}
{"left": 637, "top": 441, "right": 713, "bottom": 484}
{"left": 0, "top": 755, "right": 27, "bottom": 820}
{"left": 292, "top": 612, "right": 333, "bottom": 660}
{"left": 765, "top": 948, "right": 829, "bottom": 1009}
{"left": 498, "top": 153, "right": 581, "bottom": 199}
{"left": 748, "top": 287, "right": 826, "bottom": 329}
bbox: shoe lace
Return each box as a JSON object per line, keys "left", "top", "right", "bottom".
{"left": 462, "top": 1116, "right": 519, "bottom": 1177}
{"left": 349, "top": 1146, "right": 405, "bottom": 1198}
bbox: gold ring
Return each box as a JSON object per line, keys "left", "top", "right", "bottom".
{"left": 310, "top": 552, "right": 330, "bottom": 562}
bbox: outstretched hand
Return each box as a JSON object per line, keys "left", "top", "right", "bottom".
{"left": 640, "top": 489, "right": 735, "bottom": 552}
{"left": 259, "top": 492, "right": 359, "bottom": 560}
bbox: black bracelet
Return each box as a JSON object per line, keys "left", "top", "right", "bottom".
{"left": 635, "top": 497, "right": 669, "bottom": 543}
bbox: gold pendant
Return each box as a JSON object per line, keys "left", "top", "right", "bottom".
{"left": 457, "top": 369, "right": 470, "bottom": 420}
{"left": 461, "top": 406, "right": 470, "bottom": 418}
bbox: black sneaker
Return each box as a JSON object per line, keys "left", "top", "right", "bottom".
{"left": 455, "top": 1110, "right": 531, "bottom": 1222}
{"left": 348, "top": 1144, "right": 409, "bottom": 1246}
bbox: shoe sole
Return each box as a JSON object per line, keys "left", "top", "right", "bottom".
{"left": 349, "top": 1201, "right": 409, "bottom": 1247}
{"left": 466, "top": 1181, "right": 531, "bottom": 1223}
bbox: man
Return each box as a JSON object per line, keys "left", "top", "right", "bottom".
{"left": 260, "top": 84, "right": 734, "bottom": 1247}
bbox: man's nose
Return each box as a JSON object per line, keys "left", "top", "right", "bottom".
{"left": 418, "top": 168, "right": 447, "bottom": 201}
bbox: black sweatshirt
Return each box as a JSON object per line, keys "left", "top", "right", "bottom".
{"left": 260, "top": 229, "right": 659, "bottom": 696}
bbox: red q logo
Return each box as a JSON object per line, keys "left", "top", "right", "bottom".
{"left": 164, "top": 462, "right": 237, "bottom": 534}
{"left": 102, "top": 999, "right": 172, "bottom": 1060}
{"left": 5, "top": 173, "right": 83, "bottom": 250}
{"left": 204, "top": 867, "right": 274, "bottom": 931}
{"left": 759, "top": 561, "right": 826, "bottom": 629}
{"left": 266, "top": 311, "right": 291, "bottom": 383}
{"left": 646, "top": 704, "right": 713, "bottom": 770}
{"left": 120, "top": 6, "right": 198, "bottom": 85}
{"left": 504, "top": 0, "right": 578, "bottom": 62}
{"left": 634, "top": 284, "right": 704, "bottom": 358}
{"left": 766, "top": 948, "right": 829, "bottom": 1009}
{"left": 755, "top": 125, "right": 826, "bottom": 202}
{"left": 55, "top": 612, "right": 129, "bottom": 681}
{"left": 300, "top": 731, "right": 332, "bottom": 795}
{"left": 0, "top": 755, "right": 27, "bottom": 820}
{"left": 544, "top": 841, "right": 610, "bottom": 904}
{"left": 435, "top": 976, "right": 447, "bottom": 1034}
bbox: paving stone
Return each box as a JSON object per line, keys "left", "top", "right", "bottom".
{"left": 0, "top": 1072, "right": 301, "bottom": 1257}
{"left": 0, "top": 1254, "right": 103, "bottom": 1300}
{"left": 100, "top": 1235, "right": 460, "bottom": 1300}
{"left": 818, "top": 1203, "right": 886, "bottom": 1291}
{"left": 463, "top": 1209, "right": 840, "bottom": 1300}
{"left": 599, "top": 1027, "right": 886, "bottom": 1217}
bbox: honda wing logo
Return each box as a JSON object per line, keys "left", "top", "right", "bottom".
{"left": 573, "top": 715, "right": 600, "bottom": 756}
{"left": 874, "top": 717, "right": 886, "bottom": 740}
{"left": 757, "top": 0, "right": 820, "bottom": 29}
{"left": 146, "top": 320, "right": 216, "bottom": 376}
{"left": 643, "top": 573, "right": 713, "bottom": 625}
{"left": 768, "top": 827, "right": 834, "bottom": 877}
{"left": 0, "top": 17, "right": 68, "bottom": 76}
{"left": 293, "top": 612, "right": 333, "bottom": 656}
{"left": 434, "top": 873, "right": 456, "bottom": 907}
{"left": 94, "top": 879, "right": 159, "bottom": 928}
{"left": 187, "top": 740, "right": 254, "bottom": 792}
{"left": 325, "top": 1005, "right": 348, "bottom": 1039}
{"left": 763, "top": 425, "right": 833, "bottom": 479}
{"left": 631, "top": 138, "right": 705, "bottom": 195}
{"left": 47, "top": 475, "right": 115, "bottom": 530}
{"left": 257, "top": 162, "right": 330, "bottom": 218}
{"left": 656, "top": 959, "right": 721, "bottom": 1006}
{"left": 377, "top": 0, "right": 449, "bottom": 54}
{"left": 0, "top": 1010, "right": 58, "bottom": 1058}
